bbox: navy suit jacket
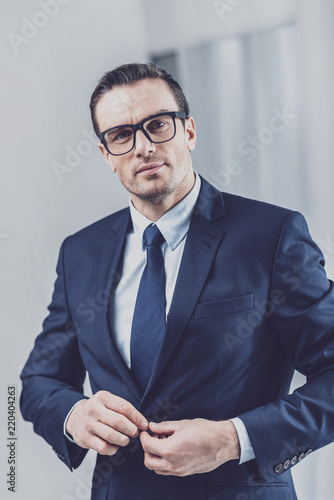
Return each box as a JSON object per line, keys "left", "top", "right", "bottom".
{"left": 20, "top": 176, "right": 334, "bottom": 500}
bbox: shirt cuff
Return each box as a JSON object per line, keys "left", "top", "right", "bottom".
{"left": 230, "top": 417, "right": 255, "bottom": 464}
{"left": 63, "top": 399, "right": 86, "bottom": 443}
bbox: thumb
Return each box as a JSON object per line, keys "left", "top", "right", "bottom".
{"left": 149, "top": 420, "right": 176, "bottom": 435}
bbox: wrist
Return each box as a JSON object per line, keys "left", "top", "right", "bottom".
{"left": 66, "top": 399, "right": 87, "bottom": 437}
{"left": 215, "top": 420, "right": 241, "bottom": 462}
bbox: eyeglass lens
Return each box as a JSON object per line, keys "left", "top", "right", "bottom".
{"left": 104, "top": 114, "right": 176, "bottom": 155}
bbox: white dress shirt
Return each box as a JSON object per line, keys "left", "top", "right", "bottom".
{"left": 64, "top": 172, "right": 255, "bottom": 464}
{"left": 110, "top": 172, "right": 201, "bottom": 368}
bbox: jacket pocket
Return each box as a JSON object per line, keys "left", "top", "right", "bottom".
{"left": 194, "top": 293, "right": 253, "bottom": 320}
{"left": 207, "top": 482, "right": 292, "bottom": 500}
{"left": 91, "top": 483, "right": 109, "bottom": 500}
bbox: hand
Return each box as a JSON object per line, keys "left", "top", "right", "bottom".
{"left": 66, "top": 391, "right": 148, "bottom": 456}
{"left": 140, "top": 418, "right": 240, "bottom": 477}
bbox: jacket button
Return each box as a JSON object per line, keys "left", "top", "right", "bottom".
{"left": 275, "top": 463, "right": 284, "bottom": 474}
{"left": 291, "top": 456, "right": 298, "bottom": 466}
{"left": 305, "top": 449, "right": 312, "bottom": 456}
{"left": 283, "top": 460, "right": 291, "bottom": 469}
{"left": 298, "top": 453, "right": 306, "bottom": 462}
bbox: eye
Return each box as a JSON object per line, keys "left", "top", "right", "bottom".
{"left": 150, "top": 120, "right": 165, "bottom": 130}
{"left": 115, "top": 131, "right": 131, "bottom": 140}
{"left": 107, "top": 128, "right": 133, "bottom": 143}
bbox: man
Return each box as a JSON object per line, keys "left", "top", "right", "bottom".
{"left": 20, "top": 63, "right": 334, "bottom": 500}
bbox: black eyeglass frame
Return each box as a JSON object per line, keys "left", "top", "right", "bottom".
{"left": 98, "top": 111, "right": 188, "bottom": 156}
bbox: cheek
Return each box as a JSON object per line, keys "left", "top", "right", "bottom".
{"left": 115, "top": 163, "right": 134, "bottom": 185}
{"left": 112, "top": 158, "right": 128, "bottom": 176}
{"left": 173, "top": 144, "right": 191, "bottom": 168}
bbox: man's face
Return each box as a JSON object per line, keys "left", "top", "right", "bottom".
{"left": 96, "top": 79, "right": 196, "bottom": 210}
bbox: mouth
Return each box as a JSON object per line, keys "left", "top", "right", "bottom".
{"left": 136, "top": 163, "right": 165, "bottom": 175}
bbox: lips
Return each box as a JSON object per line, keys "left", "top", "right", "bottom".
{"left": 136, "top": 163, "right": 165, "bottom": 175}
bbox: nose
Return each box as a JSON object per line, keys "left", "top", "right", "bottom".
{"left": 133, "top": 129, "right": 156, "bottom": 157}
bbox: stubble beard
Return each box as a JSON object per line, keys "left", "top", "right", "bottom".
{"left": 128, "top": 173, "right": 176, "bottom": 205}
{"left": 125, "top": 152, "right": 192, "bottom": 205}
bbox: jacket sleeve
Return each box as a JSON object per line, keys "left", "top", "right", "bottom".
{"left": 20, "top": 238, "right": 88, "bottom": 470}
{"left": 239, "top": 211, "right": 334, "bottom": 480}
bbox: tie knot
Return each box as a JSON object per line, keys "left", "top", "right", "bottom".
{"left": 144, "top": 224, "right": 164, "bottom": 247}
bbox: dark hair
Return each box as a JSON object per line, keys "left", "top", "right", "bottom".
{"left": 89, "top": 62, "right": 190, "bottom": 136}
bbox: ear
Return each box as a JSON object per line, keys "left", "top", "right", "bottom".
{"left": 185, "top": 116, "right": 196, "bottom": 151}
{"left": 98, "top": 142, "right": 117, "bottom": 173}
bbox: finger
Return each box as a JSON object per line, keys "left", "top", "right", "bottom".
{"left": 152, "top": 433, "right": 168, "bottom": 439}
{"left": 151, "top": 433, "right": 167, "bottom": 439}
{"left": 100, "top": 409, "right": 141, "bottom": 439}
{"left": 101, "top": 392, "right": 148, "bottom": 430}
{"left": 143, "top": 450, "right": 166, "bottom": 471}
{"left": 150, "top": 465, "right": 184, "bottom": 477}
{"left": 140, "top": 431, "right": 168, "bottom": 457}
{"left": 95, "top": 421, "right": 131, "bottom": 447}
{"left": 89, "top": 435, "right": 120, "bottom": 456}
{"left": 149, "top": 420, "right": 177, "bottom": 435}
{"left": 76, "top": 431, "right": 120, "bottom": 456}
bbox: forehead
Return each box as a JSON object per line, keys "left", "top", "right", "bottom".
{"left": 95, "top": 79, "right": 178, "bottom": 131}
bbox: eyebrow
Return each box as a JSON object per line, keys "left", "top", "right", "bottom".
{"left": 110, "top": 109, "right": 174, "bottom": 129}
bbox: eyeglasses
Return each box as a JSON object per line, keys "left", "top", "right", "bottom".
{"left": 98, "top": 111, "right": 187, "bottom": 156}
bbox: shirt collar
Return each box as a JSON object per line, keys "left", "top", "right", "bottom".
{"left": 129, "top": 171, "right": 201, "bottom": 251}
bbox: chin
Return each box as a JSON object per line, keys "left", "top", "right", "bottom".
{"left": 136, "top": 186, "right": 173, "bottom": 204}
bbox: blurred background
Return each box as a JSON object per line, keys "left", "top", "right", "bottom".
{"left": 1, "top": 0, "right": 334, "bottom": 498}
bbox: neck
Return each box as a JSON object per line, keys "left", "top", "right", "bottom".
{"left": 132, "top": 200, "right": 178, "bottom": 222}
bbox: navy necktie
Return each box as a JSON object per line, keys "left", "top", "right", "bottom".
{"left": 130, "top": 224, "right": 166, "bottom": 393}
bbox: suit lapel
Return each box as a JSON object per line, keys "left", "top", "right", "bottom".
{"left": 95, "top": 208, "right": 142, "bottom": 403}
{"left": 142, "top": 178, "right": 227, "bottom": 400}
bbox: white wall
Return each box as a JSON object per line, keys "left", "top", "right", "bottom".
{"left": 143, "top": 0, "right": 297, "bottom": 51}
{"left": 296, "top": 0, "right": 334, "bottom": 278}
{"left": 0, "top": 1, "right": 148, "bottom": 498}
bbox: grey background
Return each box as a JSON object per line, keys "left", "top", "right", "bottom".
{"left": 1, "top": 0, "right": 334, "bottom": 498}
